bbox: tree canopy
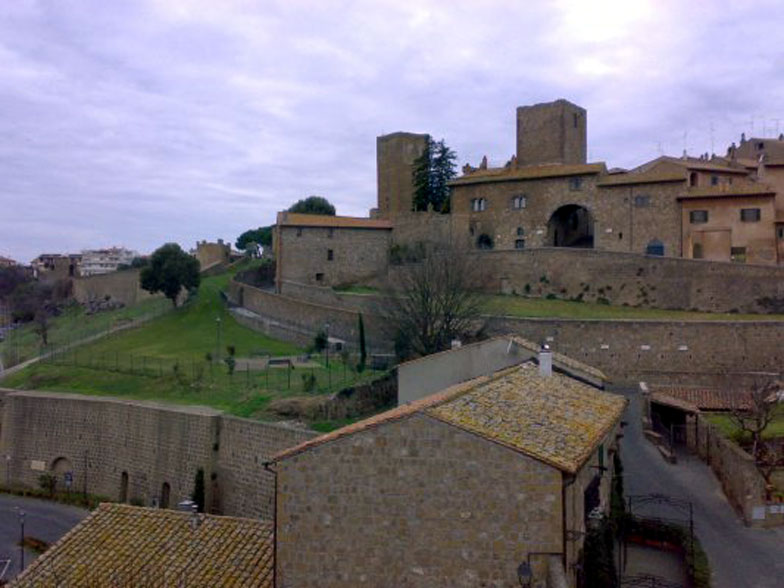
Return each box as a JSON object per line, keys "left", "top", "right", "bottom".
{"left": 412, "top": 137, "right": 457, "bottom": 213}
{"left": 288, "top": 195, "right": 336, "bottom": 216}
{"left": 140, "top": 243, "right": 200, "bottom": 307}
{"left": 236, "top": 226, "right": 272, "bottom": 250}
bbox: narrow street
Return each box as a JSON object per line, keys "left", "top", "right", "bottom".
{"left": 620, "top": 390, "right": 784, "bottom": 588}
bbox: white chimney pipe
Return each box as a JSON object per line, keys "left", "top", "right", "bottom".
{"left": 539, "top": 343, "right": 552, "bottom": 377}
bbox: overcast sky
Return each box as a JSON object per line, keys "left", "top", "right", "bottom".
{"left": 2, "top": 0, "right": 783, "bottom": 262}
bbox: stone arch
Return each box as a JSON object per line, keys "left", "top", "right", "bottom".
{"left": 160, "top": 482, "right": 171, "bottom": 509}
{"left": 476, "top": 234, "right": 494, "bottom": 250}
{"left": 51, "top": 457, "right": 72, "bottom": 476}
{"left": 546, "top": 204, "right": 594, "bottom": 248}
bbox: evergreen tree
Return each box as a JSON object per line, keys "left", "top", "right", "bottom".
{"left": 288, "top": 196, "right": 336, "bottom": 215}
{"left": 357, "top": 313, "right": 367, "bottom": 372}
{"left": 411, "top": 137, "right": 457, "bottom": 212}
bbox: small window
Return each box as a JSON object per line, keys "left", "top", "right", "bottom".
{"left": 634, "top": 195, "right": 650, "bottom": 208}
{"left": 516, "top": 227, "right": 524, "bottom": 236}
{"left": 757, "top": 142, "right": 765, "bottom": 150}
{"left": 692, "top": 243, "right": 704, "bottom": 259}
{"left": 710, "top": 175, "right": 719, "bottom": 186}
{"left": 470, "top": 198, "right": 487, "bottom": 212}
{"left": 740, "top": 208, "right": 761, "bottom": 222}
{"left": 573, "top": 113, "right": 579, "bottom": 128}
{"left": 315, "top": 272, "right": 324, "bottom": 282}
{"left": 511, "top": 195, "right": 527, "bottom": 209}
{"left": 476, "top": 234, "right": 494, "bottom": 250}
{"left": 327, "top": 249, "right": 334, "bottom": 261}
{"left": 778, "top": 227, "right": 784, "bottom": 240}
{"left": 690, "top": 210, "right": 708, "bottom": 224}
{"left": 569, "top": 177, "right": 582, "bottom": 191}
{"left": 730, "top": 247, "right": 746, "bottom": 263}
{"left": 327, "top": 228, "right": 334, "bottom": 238}
{"left": 646, "top": 239, "right": 664, "bottom": 256}
{"left": 296, "top": 228, "right": 303, "bottom": 237}
{"left": 689, "top": 172, "right": 698, "bottom": 187}
{"left": 515, "top": 239, "right": 525, "bottom": 250}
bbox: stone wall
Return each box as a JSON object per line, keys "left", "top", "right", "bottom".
{"left": 693, "top": 417, "right": 783, "bottom": 527}
{"left": 485, "top": 316, "right": 783, "bottom": 387}
{"left": 195, "top": 240, "right": 230, "bottom": 270}
{"left": 275, "top": 413, "right": 563, "bottom": 587}
{"left": 72, "top": 269, "right": 159, "bottom": 307}
{"left": 471, "top": 248, "right": 784, "bottom": 314}
{"left": 0, "top": 390, "right": 314, "bottom": 519}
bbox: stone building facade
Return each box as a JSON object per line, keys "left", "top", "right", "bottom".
{"left": 271, "top": 360, "right": 626, "bottom": 587}
{"left": 194, "top": 239, "right": 231, "bottom": 271}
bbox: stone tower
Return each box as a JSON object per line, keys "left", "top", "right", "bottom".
{"left": 516, "top": 99, "right": 587, "bottom": 166}
{"left": 376, "top": 132, "right": 429, "bottom": 218}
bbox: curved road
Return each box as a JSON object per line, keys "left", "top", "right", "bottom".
{"left": 621, "top": 390, "right": 784, "bottom": 588}
{"left": 0, "top": 494, "right": 88, "bottom": 582}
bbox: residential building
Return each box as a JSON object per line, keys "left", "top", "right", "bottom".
{"left": 0, "top": 255, "right": 17, "bottom": 268}
{"left": 79, "top": 247, "right": 138, "bottom": 276}
{"left": 30, "top": 253, "right": 81, "bottom": 281}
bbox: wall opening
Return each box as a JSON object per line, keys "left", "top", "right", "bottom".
{"left": 546, "top": 204, "right": 594, "bottom": 248}
{"left": 645, "top": 239, "right": 664, "bottom": 256}
{"left": 161, "top": 482, "right": 171, "bottom": 509}
{"left": 120, "top": 471, "right": 129, "bottom": 503}
{"left": 476, "top": 234, "right": 494, "bottom": 250}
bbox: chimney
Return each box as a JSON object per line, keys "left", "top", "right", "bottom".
{"left": 539, "top": 343, "right": 552, "bottom": 377}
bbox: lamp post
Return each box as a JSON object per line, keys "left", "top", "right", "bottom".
{"left": 18, "top": 510, "right": 25, "bottom": 572}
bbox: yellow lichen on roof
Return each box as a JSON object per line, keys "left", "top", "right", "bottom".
{"left": 11, "top": 504, "right": 274, "bottom": 588}
{"left": 450, "top": 163, "right": 605, "bottom": 185}
{"left": 426, "top": 363, "right": 626, "bottom": 474}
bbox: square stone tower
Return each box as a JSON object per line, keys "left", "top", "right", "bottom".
{"left": 516, "top": 99, "right": 587, "bottom": 165}
{"left": 376, "top": 132, "right": 429, "bottom": 218}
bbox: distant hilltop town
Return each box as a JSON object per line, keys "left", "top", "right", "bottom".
{"left": 274, "top": 99, "right": 784, "bottom": 292}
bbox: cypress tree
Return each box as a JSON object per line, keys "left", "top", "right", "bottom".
{"left": 358, "top": 313, "right": 367, "bottom": 372}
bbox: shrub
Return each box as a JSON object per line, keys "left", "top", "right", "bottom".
{"left": 313, "top": 330, "right": 328, "bottom": 352}
{"left": 301, "top": 372, "right": 317, "bottom": 392}
{"left": 38, "top": 473, "right": 57, "bottom": 496}
{"left": 224, "top": 356, "right": 236, "bottom": 375}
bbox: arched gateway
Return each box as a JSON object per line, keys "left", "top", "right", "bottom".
{"left": 547, "top": 204, "right": 594, "bottom": 248}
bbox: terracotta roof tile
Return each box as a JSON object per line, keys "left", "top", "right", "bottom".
{"left": 277, "top": 212, "right": 392, "bottom": 229}
{"left": 650, "top": 387, "right": 752, "bottom": 411}
{"left": 11, "top": 504, "right": 274, "bottom": 587}
{"left": 450, "top": 163, "right": 606, "bottom": 186}
{"left": 274, "top": 362, "right": 625, "bottom": 474}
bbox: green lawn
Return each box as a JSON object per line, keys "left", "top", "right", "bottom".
{"left": 704, "top": 405, "right": 784, "bottom": 441}
{"left": 2, "top": 263, "right": 384, "bottom": 420}
{"left": 482, "top": 294, "right": 784, "bottom": 321}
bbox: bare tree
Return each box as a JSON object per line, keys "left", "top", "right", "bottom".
{"left": 382, "top": 241, "right": 485, "bottom": 359}
{"left": 729, "top": 379, "right": 780, "bottom": 460}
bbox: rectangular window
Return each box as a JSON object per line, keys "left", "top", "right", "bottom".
{"left": 515, "top": 239, "right": 525, "bottom": 249}
{"left": 315, "top": 272, "right": 324, "bottom": 282}
{"left": 778, "top": 227, "right": 784, "bottom": 240}
{"left": 634, "top": 195, "right": 650, "bottom": 208}
{"left": 512, "top": 195, "right": 527, "bottom": 209}
{"left": 730, "top": 247, "right": 746, "bottom": 263}
{"left": 569, "top": 177, "right": 582, "bottom": 191}
{"left": 327, "top": 249, "right": 334, "bottom": 261}
{"left": 296, "top": 228, "right": 303, "bottom": 237}
{"left": 740, "top": 208, "right": 761, "bottom": 222}
{"left": 327, "top": 228, "right": 334, "bottom": 238}
{"left": 689, "top": 210, "right": 708, "bottom": 224}
{"left": 710, "top": 175, "right": 719, "bottom": 186}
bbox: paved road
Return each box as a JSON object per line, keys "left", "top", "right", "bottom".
{"left": 0, "top": 494, "right": 88, "bottom": 581}
{"left": 621, "top": 390, "right": 784, "bottom": 588}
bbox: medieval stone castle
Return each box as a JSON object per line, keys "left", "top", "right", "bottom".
{"left": 274, "top": 99, "right": 784, "bottom": 291}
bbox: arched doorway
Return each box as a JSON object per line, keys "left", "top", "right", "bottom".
{"left": 476, "top": 233, "right": 494, "bottom": 250}
{"left": 160, "top": 482, "right": 171, "bottom": 509}
{"left": 547, "top": 205, "right": 594, "bottom": 248}
{"left": 119, "top": 471, "right": 129, "bottom": 503}
{"left": 51, "top": 457, "right": 73, "bottom": 491}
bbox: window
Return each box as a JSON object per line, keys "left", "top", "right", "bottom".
{"left": 710, "top": 175, "right": 719, "bottom": 186}
{"left": 731, "top": 247, "right": 746, "bottom": 263}
{"left": 646, "top": 239, "right": 664, "bottom": 256}
{"left": 511, "top": 195, "right": 527, "bottom": 209}
{"left": 740, "top": 208, "right": 761, "bottom": 222}
{"left": 476, "top": 234, "right": 494, "bottom": 250}
{"left": 634, "top": 195, "right": 650, "bottom": 207}
{"left": 778, "top": 227, "right": 784, "bottom": 240}
{"left": 516, "top": 227, "right": 525, "bottom": 236}
{"left": 569, "top": 177, "right": 582, "bottom": 191}
{"left": 692, "top": 243, "right": 703, "bottom": 259}
{"left": 689, "top": 172, "right": 698, "bottom": 187}
{"left": 573, "top": 112, "right": 579, "bottom": 128}
{"left": 470, "top": 198, "right": 487, "bottom": 212}
{"left": 689, "top": 210, "right": 708, "bottom": 224}
{"left": 296, "top": 227, "right": 303, "bottom": 237}
{"left": 327, "top": 249, "right": 334, "bottom": 261}
{"left": 315, "top": 273, "right": 324, "bottom": 282}
{"left": 515, "top": 239, "right": 525, "bottom": 249}
{"left": 757, "top": 141, "right": 765, "bottom": 150}
{"left": 327, "top": 228, "right": 334, "bottom": 238}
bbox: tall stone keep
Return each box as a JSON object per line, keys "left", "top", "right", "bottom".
{"left": 376, "top": 132, "right": 429, "bottom": 218}
{"left": 516, "top": 99, "right": 587, "bottom": 165}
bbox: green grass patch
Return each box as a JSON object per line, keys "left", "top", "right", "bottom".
{"left": 333, "top": 285, "right": 380, "bottom": 295}
{"left": 310, "top": 417, "right": 361, "bottom": 433}
{"left": 482, "top": 294, "right": 784, "bottom": 321}
{"left": 703, "top": 405, "right": 784, "bottom": 441}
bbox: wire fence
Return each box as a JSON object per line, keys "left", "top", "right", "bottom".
{"left": 44, "top": 346, "right": 383, "bottom": 395}
{"left": 0, "top": 299, "right": 171, "bottom": 371}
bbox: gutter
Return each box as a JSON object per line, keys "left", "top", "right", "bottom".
{"left": 562, "top": 472, "right": 577, "bottom": 576}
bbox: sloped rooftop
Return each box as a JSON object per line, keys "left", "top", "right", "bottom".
{"left": 274, "top": 362, "right": 626, "bottom": 474}
{"left": 277, "top": 211, "right": 392, "bottom": 229}
{"left": 450, "top": 162, "right": 606, "bottom": 186}
{"left": 11, "top": 504, "right": 274, "bottom": 588}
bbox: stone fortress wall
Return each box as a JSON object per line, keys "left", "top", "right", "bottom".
{"left": 72, "top": 269, "right": 160, "bottom": 307}
{"left": 0, "top": 389, "right": 314, "bottom": 519}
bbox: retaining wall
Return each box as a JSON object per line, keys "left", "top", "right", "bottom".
{"left": 72, "top": 269, "right": 159, "bottom": 306}
{"left": 0, "top": 390, "right": 313, "bottom": 519}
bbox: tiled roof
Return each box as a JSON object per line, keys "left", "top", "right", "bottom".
{"left": 450, "top": 163, "right": 606, "bottom": 186}
{"left": 277, "top": 212, "right": 392, "bottom": 229}
{"left": 509, "top": 336, "right": 607, "bottom": 383}
{"left": 597, "top": 170, "right": 686, "bottom": 186}
{"left": 650, "top": 387, "right": 752, "bottom": 411}
{"left": 274, "top": 362, "right": 625, "bottom": 474}
{"left": 677, "top": 182, "right": 776, "bottom": 200}
{"left": 11, "top": 504, "right": 274, "bottom": 587}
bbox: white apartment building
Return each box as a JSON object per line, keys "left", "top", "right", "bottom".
{"left": 79, "top": 247, "right": 139, "bottom": 276}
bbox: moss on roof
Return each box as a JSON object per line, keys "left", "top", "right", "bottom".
{"left": 11, "top": 504, "right": 274, "bottom": 587}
